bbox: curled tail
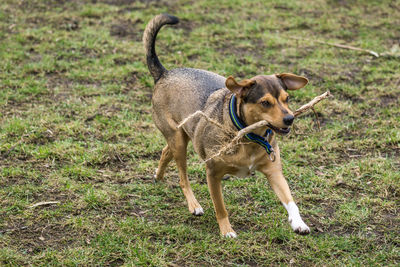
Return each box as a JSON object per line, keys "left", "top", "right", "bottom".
{"left": 143, "top": 13, "right": 179, "bottom": 83}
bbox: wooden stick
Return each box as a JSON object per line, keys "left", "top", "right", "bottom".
{"left": 177, "top": 110, "right": 227, "bottom": 130}
{"left": 293, "top": 91, "right": 331, "bottom": 117}
{"left": 289, "top": 36, "right": 379, "bottom": 57}
{"left": 206, "top": 91, "right": 332, "bottom": 161}
{"left": 205, "top": 121, "right": 270, "bottom": 162}
{"left": 227, "top": 120, "right": 269, "bottom": 144}
{"left": 178, "top": 91, "right": 332, "bottom": 162}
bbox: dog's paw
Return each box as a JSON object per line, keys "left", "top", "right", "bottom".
{"left": 192, "top": 207, "right": 204, "bottom": 216}
{"left": 223, "top": 231, "right": 237, "bottom": 238}
{"left": 284, "top": 202, "right": 310, "bottom": 235}
{"left": 289, "top": 217, "right": 310, "bottom": 235}
{"left": 153, "top": 168, "right": 164, "bottom": 182}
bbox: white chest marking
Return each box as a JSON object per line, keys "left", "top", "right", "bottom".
{"left": 249, "top": 154, "right": 256, "bottom": 171}
{"left": 233, "top": 154, "right": 258, "bottom": 178}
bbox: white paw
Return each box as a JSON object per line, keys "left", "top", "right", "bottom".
{"left": 153, "top": 168, "right": 158, "bottom": 179}
{"left": 224, "top": 232, "right": 237, "bottom": 238}
{"left": 284, "top": 202, "right": 310, "bottom": 235}
{"left": 192, "top": 207, "right": 204, "bottom": 216}
{"left": 289, "top": 217, "right": 310, "bottom": 235}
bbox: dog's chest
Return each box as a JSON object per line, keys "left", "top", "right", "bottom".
{"left": 232, "top": 154, "right": 259, "bottom": 178}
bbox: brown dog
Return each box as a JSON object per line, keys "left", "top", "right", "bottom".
{"left": 143, "top": 14, "right": 310, "bottom": 237}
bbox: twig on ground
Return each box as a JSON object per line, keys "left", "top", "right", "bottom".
{"left": 0, "top": 226, "right": 28, "bottom": 234}
{"left": 289, "top": 36, "right": 380, "bottom": 58}
{"left": 29, "top": 201, "right": 60, "bottom": 209}
{"left": 1, "top": 135, "right": 28, "bottom": 158}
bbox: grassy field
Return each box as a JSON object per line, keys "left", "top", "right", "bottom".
{"left": 1, "top": 0, "right": 399, "bottom": 265}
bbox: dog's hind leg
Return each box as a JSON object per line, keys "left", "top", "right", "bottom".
{"left": 154, "top": 145, "right": 173, "bottom": 181}
{"left": 168, "top": 130, "right": 203, "bottom": 216}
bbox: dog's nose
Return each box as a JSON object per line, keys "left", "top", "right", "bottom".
{"left": 283, "top": 115, "right": 294, "bottom": 126}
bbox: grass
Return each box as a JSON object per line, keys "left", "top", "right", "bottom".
{"left": 0, "top": 0, "right": 399, "bottom": 265}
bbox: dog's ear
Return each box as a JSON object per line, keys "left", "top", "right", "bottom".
{"left": 277, "top": 73, "right": 308, "bottom": 90}
{"left": 226, "top": 76, "right": 256, "bottom": 98}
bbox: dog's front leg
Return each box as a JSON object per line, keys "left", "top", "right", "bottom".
{"left": 206, "top": 165, "right": 237, "bottom": 238}
{"left": 258, "top": 150, "right": 310, "bottom": 235}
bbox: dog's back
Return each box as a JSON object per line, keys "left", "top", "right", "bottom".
{"left": 143, "top": 13, "right": 226, "bottom": 137}
{"left": 153, "top": 68, "right": 225, "bottom": 131}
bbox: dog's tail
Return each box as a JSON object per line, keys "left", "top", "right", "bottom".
{"left": 143, "top": 13, "right": 179, "bottom": 83}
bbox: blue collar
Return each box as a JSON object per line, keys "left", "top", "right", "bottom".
{"left": 229, "top": 94, "right": 275, "bottom": 158}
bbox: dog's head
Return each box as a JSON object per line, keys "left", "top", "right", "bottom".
{"left": 226, "top": 73, "right": 308, "bottom": 135}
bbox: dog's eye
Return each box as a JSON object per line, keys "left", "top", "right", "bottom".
{"left": 261, "top": 101, "right": 271, "bottom": 107}
{"left": 286, "top": 96, "right": 289, "bottom": 103}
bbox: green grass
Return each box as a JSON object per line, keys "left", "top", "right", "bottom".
{"left": 0, "top": 0, "right": 399, "bottom": 265}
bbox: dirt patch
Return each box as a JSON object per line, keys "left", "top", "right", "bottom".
{"left": 329, "top": 209, "right": 399, "bottom": 243}
{"left": 32, "top": 187, "right": 76, "bottom": 203}
{"left": 336, "top": 127, "right": 366, "bottom": 141}
{"left": 334, "top": 143, "right": 400, "bottom": 164}
{"left": 24, "top": 16, "right": 50, "bottom": 28}
{"left": 122, "top": 71, "right": 139, "bottom": 86}
{"left": 305, "top": 201, "right": 400, "bottom": 245}
{"left": 113, "top": 57, "right": 129, "bottom": 65}
{"left": 298, "top": 68, "right": 325, "bottom": 86}
{"left": 94, "top": 0, "right": 155, "bottom": 5}
{"left": 338, "top": 68, "right": 362, "bottom": 85}
{"left": 273, "top": 4, "right": 293, "bottom": 11}
{"left": 379, "top": 93, "right": 399, "bottom": 107}
{"left": 339, "top": 92, "right": 364, "bottom": 104}
{"left": 96, "top": 199, "right": 153, "bottom": 220}
{"left": 51, "top": 17, "right": 80, "bottom": 31}
{"left": 216, "top": 38, "right": 265, "bottom": 58}
{"left": 174, "top": 18, "right": 197, "bottom": 34}
{"left": 84, "top": 103, "right": 123, "bottom": 122}
{"left": 327, "top": 0, "right": 351, "bottom": 9}
{"left": 296, "top": 110, "right": 331, "bottom": 128}
{"left": 46, "top": 73, "right": 75, "bottom": 101}
{"left": 110, "top": 19, "right": 142, "bottom": 41}
{"left": 84, "top": 149, "right": 133, "bottom": 168}
{"left": 4, "top": 220, "right": 83, "bottom": 254}
{"left": 134, "top": 151, "right": 160, "bottom": 160}
{"left": 0, "top": 170, "right": 44, "bottom": 187}
{"left": 15, "top": 0, "right": 77, "bottom": 13}
{"left": 2, "top": 189, "right": 81, "bottom": 253}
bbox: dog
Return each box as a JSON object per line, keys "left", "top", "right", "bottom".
{"left": 143, "top": 13, "right": 310, "bottom": 237}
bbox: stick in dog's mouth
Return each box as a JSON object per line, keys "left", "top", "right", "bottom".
{"left": 177, "top": 91, "right": 331, "bottom": 161}
{"left": 267, "top": 124, "right": 291, "bottom": 135}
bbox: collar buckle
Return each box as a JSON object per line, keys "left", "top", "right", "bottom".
{"left": 268, "top": 150, "right": 276, "bottom": 162}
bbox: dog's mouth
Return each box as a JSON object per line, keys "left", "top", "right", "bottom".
{"left": 268, "top": 124, "right": 291, "bottom": 135}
